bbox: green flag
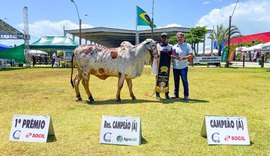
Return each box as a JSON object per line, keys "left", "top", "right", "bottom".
{"left": 137, "top": 6, "right": 156, "bottom": 28}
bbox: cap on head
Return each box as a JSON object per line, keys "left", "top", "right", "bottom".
{"left": 176, "top": 32, "right": 185, "bottom": 37}
{"left": 161, "top": 32, "right": 168, "bottom": 37}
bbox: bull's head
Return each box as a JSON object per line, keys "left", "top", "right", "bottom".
{"left": 143, "top": 39, "right": 158, "bottom": 64}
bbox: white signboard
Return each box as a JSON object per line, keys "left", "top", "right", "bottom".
{"left": 194, "top": 56, "right": 221, "bottom": 64}
{"left": 201, "top": 116, "right": 250, "bottom": 145}
{"left": 9, "top": 114, "right": 55, "bottom": 143}
{"left": 100, "top": 116, "right": 141, "bottom": 146}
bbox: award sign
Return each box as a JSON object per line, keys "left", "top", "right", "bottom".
{"left": 100, "top": 116, "right": 141, "bottom": 146}
{"left": 155, "top": 51, "right": 171, "bottom": 93}
{"left": 9, "top": 114, "right": 55, "bottom": 143}
{"left": 201, "top": 116, "right": 250, "bottom": 145}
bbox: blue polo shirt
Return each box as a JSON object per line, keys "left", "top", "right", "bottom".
{"left": 172, "top": 42, "right": 192, "bottom": 69}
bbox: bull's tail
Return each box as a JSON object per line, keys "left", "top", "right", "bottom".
{"left": 70, "top": 52, "right": 75, "bottom": 88}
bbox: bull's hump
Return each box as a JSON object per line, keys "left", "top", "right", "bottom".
{"left": 76, "top": 45, "right": 103, "bottom": 55}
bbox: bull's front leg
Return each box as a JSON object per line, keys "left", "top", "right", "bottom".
{"left": 116, "top": 73, "right": 125, "bottom": 102}
{"left": 126, "top": 78, "right": 136, "bottom": 100}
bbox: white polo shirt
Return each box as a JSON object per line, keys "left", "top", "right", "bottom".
{"left": 172, "top": 42, "right": 192, "bottom": 69}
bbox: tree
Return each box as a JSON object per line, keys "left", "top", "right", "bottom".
{"left": 168, "top": 26, "right": 207, "bottom": 56}
{"left": 185, "top": 26, "right": 207, "bottom": 56}
{"left": 208, "top": 24, "right": 241, "bottom": 56}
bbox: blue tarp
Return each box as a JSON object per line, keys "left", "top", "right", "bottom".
{"left": 0, "top": 44, "right": 12, "bottom": 50}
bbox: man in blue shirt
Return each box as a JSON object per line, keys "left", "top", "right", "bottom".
{"left": 172, "top": 32, "right": 193, "bottom": 100}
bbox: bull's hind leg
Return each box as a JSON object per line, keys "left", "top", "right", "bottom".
{"left": 116, "top": 73, "right": 126, "bottom": 102}
{"left": 74, "top": 71, "right": 82, "bottom": 101}
{"left": 126, "top": 78, "right": 136, "bottom": 100}
{"left": 81, "top": 72, "right": 95, "bottom": 104}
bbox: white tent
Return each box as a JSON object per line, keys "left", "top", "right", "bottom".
{"left": 262, "top": 42, "right": 270, "bottom": 49}
{"left": 245, "top": 44, "right": 263, "bottom": 51}
{"left": 236, "top": 46, "right": 248, "bottom": 52}
{"left": 28, "top": 50, "right": 48, "bottom": 55}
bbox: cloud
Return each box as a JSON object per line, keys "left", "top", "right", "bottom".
{"left": 29, "top": 20, "right": 93, "bottom": 42}
{"left": 0, "top": 20, "right": 93, "bottom": 46}
{"left": 196, "top": 0, "right": 270, "bottom": 35}
{"left": 202, "top": 1, "right": 210, "bottom": 5}
{"left": 164, "top": 23, "right": 182, "bottom": 28}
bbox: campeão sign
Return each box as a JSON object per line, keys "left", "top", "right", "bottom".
{"left": 201, "top": 116, "right": 250, "bottom": 145}
{"left": 100, "top": 116, "right": 141, "bottom": 146}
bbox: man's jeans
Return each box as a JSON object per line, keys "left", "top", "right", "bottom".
{"left": 173, "top": 67, "right": 189, "bottom": 97}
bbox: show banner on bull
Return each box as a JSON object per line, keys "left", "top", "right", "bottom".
{"left": 100, "top": 116, "right": 141, "bottom": 146}
{"left": 155, "top": 51, "right": 171, "bottom": 93}
{"left": 201, "top": 116, "right": 250, "bottom": 145}
{"left": 9, "top": 114, "right": 55, "bottom": 143}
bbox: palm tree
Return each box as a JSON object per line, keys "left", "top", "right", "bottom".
{"left": 208, "top": 24, "right": 241, "bottom": 56}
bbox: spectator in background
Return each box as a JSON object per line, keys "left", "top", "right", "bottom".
{"left": 52, "top": 52, "right": 57, "bottom": 68}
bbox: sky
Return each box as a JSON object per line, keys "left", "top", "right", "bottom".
{"left": 1, "top": 0, "right": 270, "bottom": 47}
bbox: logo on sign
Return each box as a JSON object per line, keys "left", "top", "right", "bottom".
{"left": 124, "top": 137, "right": 137, "bottom": 142}
{"left": 116, "top": 135, "right": 123, "bottom": 142}
{"left": 224, "top": 135, "right": 246, "bottom": 141}
{"left": 13, "top": 130, "right": 21, "bottom": 140}
{"left": 211, "top": 132, "right": 220, "bottom": 143}
{"left": 26, "top": 133, "right": 45, "bottom": 138}
{"left": 103, "top": 132, "right": 112, "bottom": 142}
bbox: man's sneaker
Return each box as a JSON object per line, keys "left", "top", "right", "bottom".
{"left": 171, "top": 96, "right": 179, "bottom": 99}
{"left": 165, "top": 94, "right": 170, "bottom": 99}
{"left": 183, "top": 96, "right": 189, "bottom": 100}
{"left": 156, "top": 93, "right": 162, "bottom": 100}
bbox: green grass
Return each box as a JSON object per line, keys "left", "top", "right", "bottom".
{"left": 0, "top": 66, "right": 270, "bottom": 155}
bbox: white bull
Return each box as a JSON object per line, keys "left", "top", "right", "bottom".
{"left": 70, "top": 39, "right": 157, "bottom": 103}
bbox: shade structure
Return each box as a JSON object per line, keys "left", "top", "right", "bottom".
{"left": 30, "top": 36, "right": 78, "bottom": 50}
{"left": 28, "top": 49, "right": 48, "bottom": 55}
{"left": 229, "top": 32, "right": 270, "bottom": 45}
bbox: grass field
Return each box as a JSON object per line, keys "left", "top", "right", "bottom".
{"left": 0, "top": 66, "right": 270, "bottom": 156}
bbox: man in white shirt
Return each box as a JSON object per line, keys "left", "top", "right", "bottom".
{"left": 52, "top": 52, "right": 57, "bottom": 68}
{"left": 172, "top": 32, "right": 193, "bottom": 100}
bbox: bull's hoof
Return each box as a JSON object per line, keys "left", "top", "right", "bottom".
{"left": 76, "top": 94, "right": 82, "bottom": 101}
{"left": 131, "top": 96, "right": 136, "bottom": 100}
{"left": 88, "top": 100, "right": 95, "bottom": 104}
{"left": 116, "top": 99, "right": 121, "bottom": 103}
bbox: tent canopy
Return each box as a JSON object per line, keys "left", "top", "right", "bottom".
{"left": 0, "top": 44, "right": 25, "bottom": 62}
{"left": 30, "top": 36, "right": 78, "bottom": 50}
{"left": 28, "top": 49, "right": 48, "bottom": 55}
{"left": 245, "top": 43, "right": 264, "bottom": 51}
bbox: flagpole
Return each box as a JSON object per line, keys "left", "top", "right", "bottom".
{"left": 136, "top": 6, "right": 139, "bottom": 44}
{"left": 151, "top": 0, "right": 154, "bottom": 39}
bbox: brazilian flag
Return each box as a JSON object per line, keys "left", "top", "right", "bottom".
{"left": 137, "top": 6, "right": 156, "bottom": 28}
